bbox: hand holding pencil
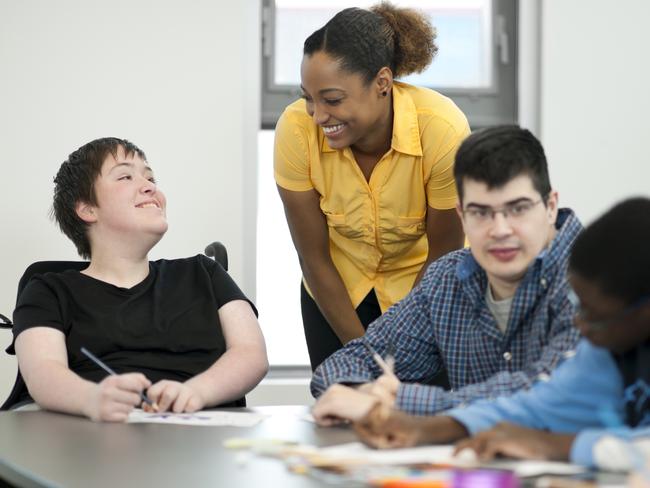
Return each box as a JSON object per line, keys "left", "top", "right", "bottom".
{"left": 81, "top": 347, "right": 159, "bottom": 422}
{"left": 312, "top": 338, "right": 401, "bottom": 426}
{"left": 358, "top": 338, "right": 400, "bottom": 407}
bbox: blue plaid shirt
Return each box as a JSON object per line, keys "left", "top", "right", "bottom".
{"left": 311, "top": 208, "right": 583, "bottom": 415}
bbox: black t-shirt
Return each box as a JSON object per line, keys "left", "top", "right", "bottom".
{"left": 11, "top": 255, "right": 256, "bottom": 407}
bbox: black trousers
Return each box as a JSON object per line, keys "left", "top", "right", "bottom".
{"left": 301, "top": 283, "right": 381, "bottom": 371}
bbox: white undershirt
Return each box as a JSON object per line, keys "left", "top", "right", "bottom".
{"left": 485, "top": 284, "right": 513, "bottom": 334}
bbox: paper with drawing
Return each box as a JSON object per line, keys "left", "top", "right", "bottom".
{"left": 127, "top": 409, "right": 266, "bottom": 427}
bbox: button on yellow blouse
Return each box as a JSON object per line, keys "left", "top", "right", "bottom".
{"left": 274, "top": 81, "right": 470, "bottom": 312}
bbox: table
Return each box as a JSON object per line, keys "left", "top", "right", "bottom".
{"left": 0, "top": 407, "right": 628, "bottom": 488}
{"left": 0, "top": 406, "right": 357, "bottom": 488}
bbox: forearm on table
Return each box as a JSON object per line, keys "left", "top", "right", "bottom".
{"left": 22, "top": 360, "right": 95, "bottom": 416}
{"left": 185, "top": 345, "right": 268, "bottom": 407}
{"left": 420, "top": 415, "right": 470, "bottom": 445}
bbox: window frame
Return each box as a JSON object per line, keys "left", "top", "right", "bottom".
{"left": 260, "top": 0, "right": 518, "bottom": 129}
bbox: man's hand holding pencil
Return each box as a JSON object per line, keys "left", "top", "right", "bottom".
{"left": 312, "top": 338, "right": 401, "bottom": 426}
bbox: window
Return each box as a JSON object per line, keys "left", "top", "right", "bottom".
{"left": 261, "top": 0, "right": 517, "bottom": 128}
{"left": 256, "top": 130, "right": 307, "bottom": 365}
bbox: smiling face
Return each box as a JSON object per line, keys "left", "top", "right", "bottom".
{"left": 569, "top": 272, "right": 650, "bottom": 353}
{"left": 300, "top": 51, "right": 391, "bottom": 152}
{"left": 76, "top": 146, "right": 168, "bottom": 251}
{"left": 458, "top": 174, "right": 558, "bottom": 298}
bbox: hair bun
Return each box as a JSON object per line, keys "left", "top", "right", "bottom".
{"left": 371, "top": 1, "right": 438, "bottom": 77}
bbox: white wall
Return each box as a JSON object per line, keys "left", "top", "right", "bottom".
{"left": 0, "top": 0, "right": 259, "bottom": 400}
{"left": 540, "top": 0, "right": 650, "bottom": 224}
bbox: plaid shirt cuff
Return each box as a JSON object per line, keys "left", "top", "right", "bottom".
{"left": 396, "top": 383, "right": 453, "bottom": 415}
{"left": 311, "top": 371, "right": 374, "bottom": 398}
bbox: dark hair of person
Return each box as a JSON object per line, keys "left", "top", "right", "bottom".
{"left": 453, "top": 125, "right": 552, "bottom": 204}
{"left": 52, "top": 137, "right": 146, "bottom": 259}
{"left": 569, "top": 197, "right": 650, "bottom": 304}
{"left": 303, "top": 1, "right": 437, "bottom": 83}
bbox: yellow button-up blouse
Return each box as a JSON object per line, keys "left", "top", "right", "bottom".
{"left": 274, "top": 81, "right": 470, "bottom": 311}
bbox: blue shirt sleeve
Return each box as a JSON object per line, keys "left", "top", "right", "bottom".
{"left": 446, "top": 340, "right": 627, "bottom": 466}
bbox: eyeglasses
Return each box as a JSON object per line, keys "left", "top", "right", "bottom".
{"left": 461, "top": 198, "right": 544, "bottom": 227}
{"left": 568, "top": 288, "right": 650, "bottom": 331}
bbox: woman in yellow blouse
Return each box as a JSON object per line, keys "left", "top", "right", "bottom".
{"left": 274, "top": 2, "right": 469, "bottom": 370}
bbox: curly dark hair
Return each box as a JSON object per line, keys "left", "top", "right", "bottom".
{"left": 303, "top": 1, "right": 437, "bottom": 83}
{"left": 52, "top": 137, "right": 146, "bottom": 259}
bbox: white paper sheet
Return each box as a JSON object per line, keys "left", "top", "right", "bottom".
{"left": 300, "top": 413, "right": 316, "bottom": 423}
{"left": 312, "top": 442, "right": 587, "bottom": 477}
{"left": 127, "top": 409, "right": 266, "bottom": 427}
{"left": 487, "top": 459, "right": 587, "bottom": 477}
{"left": 318, "top": 442, "right": 458, "bottom": 465}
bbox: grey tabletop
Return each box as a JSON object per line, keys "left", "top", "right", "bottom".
{"left": 0, "top": 406, "right": 358, "bottom": 488}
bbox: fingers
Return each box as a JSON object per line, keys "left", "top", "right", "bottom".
{"left": 356, "top": 383, "right": 374, "bottom": 395}
{"left": 147, "top": 381, "right": 202, "bottom": 413}
{"left": 91, "top": 375, "right": 207, "bottom": 422}
{"left": 453, "top": 424, "right": 549, "bottom": 462}
{"left": 363, "top": 382, "right": 395, "bottom": 407}
{"left": 99, "top": 402, "right": 134, "bottom": 422}
{"left": 171, "top": 387, "right": 193, "bottom": 414}
{"left": 353, "top": 403, "right": 407, "bottom": 449}
{"left": 90, "top": 381, "right": 141, "bottom": 422}
{"left": 375, "top": 374, "right": 399, "bottom": 395}
{"left": 312, "top": 391, "right": 348, "bottom": 425}
{"left": 112, "top": 373, "right": 152, "bottom": 393}
{"left": 312, "top": 384, "right": 379, "bottom": 425}
{"left": 356, "top": 377, "right": 398, "bottom": 408}
{"left": 147, "top": 381, "right": 178, "bottom": 412}
{"left": 91, "top": 374, "right": 153, "bottom": 421}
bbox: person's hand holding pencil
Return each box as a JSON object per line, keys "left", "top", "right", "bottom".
{"left": 81, "top": 347, "right": 159, "bottom": 422}
{"left": 312, "top": 338, "right": 401, "bottom": 426}
{"left": 357, "top": 339, "right": 400, "bottom": 407}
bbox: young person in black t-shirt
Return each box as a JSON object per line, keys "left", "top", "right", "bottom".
{"left": 11, "top": 137, "right": 268, "bottom": 421}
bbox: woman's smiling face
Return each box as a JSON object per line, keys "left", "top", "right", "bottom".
{"left": 300, "top": 51, "right": 389, "bottom": 151}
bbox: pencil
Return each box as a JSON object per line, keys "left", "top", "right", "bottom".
{"left": 361, "top": 339, "right": 395, "bottom": 376}
{"left": 80, "top": 347, "right": 158, "bottom": 411}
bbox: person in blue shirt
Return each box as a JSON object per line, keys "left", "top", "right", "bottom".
{"left": 346, "top": 197, "right": 650, "bottom": 471}
{"left": 312, "top": 125, "right": 582, "bottom": 418}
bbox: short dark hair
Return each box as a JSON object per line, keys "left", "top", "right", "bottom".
{"left": 52, "top": 137, "right": 146, "bottom": 259}
{"left": 303, "top": 2, "right": 437, "bottom": 84}
{"left": 569, "top": 197, "right": 650, "bottom": 304}
{"left": 453, "top": 125, "right": 552, "bottom": 203}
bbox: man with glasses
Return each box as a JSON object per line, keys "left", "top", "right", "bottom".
{"left": 346, "top": 197, "right": 650, "bottom": 472}
{"left": 311, "top": 125, "right": 583, "bottom": 421}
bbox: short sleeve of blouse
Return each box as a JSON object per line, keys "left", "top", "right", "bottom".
{"left": 273, "top": 105, "right": 314, "bottom": 192}
{"left": 421, "top": 111, "right": 471, "bottom": 210}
